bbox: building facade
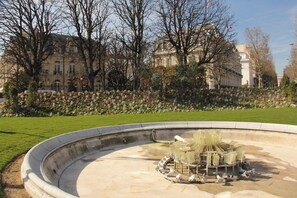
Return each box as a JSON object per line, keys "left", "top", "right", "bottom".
{"left": 39, "top": 34, "right": 98, "bottom": 92}
{"left": 0, "top": 34, "right": 137, "bottom": 92}
{"left": 0, "top": 34, "right": 90, "bottom": 92}
{"left": 0, "top": 34, "right": 131, "bottom": 92}
{"left": 0, "top": 58, "right": 9, "bottom": 92}
{"left": 152, "top": 38, "right": 242, "bottom": 89}
{"left": 236, "top": 44, "right": 255, "bottom": 88}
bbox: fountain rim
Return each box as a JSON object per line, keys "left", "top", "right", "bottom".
{"left": 21, "top": 121, "right": 297, "bottom": 198}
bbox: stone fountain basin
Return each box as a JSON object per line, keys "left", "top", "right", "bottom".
{"left": 21, "top": 122, "right": 297, "bottom": 198}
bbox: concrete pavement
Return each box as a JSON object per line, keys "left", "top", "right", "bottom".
{"left": 59, "top": 140, "right": 297, "bottom": 198}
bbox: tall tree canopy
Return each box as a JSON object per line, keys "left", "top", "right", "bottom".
{"left": 245, "top": 27, "right": 276, "bottom": 88}
{"left": 112, "top": 0, "right": 152, "bottom": 90}
{"left": 0, "top": 0, "right": 60, "bottom": 84}
{"left": 156, "top": 0, "right": 236, "bottom": 66}
{"left": 284, "top": 45, "right": 297, "bottom": 81}
{"left": 65, "top": 0, "right": 110, "bottom": 91}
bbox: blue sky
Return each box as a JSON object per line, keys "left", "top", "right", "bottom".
{"left": 228, "top": 0, "right": 297, "bottom": 76}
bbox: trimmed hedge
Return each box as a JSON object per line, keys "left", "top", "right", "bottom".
{"left": 176, "top": 88, "right": 292, "bottom": 110}
{"left": 1, "top": 88, "right": 295, "bottom": 117}
{"left": 15, "top": 90, "right": 192, "bottom": 116}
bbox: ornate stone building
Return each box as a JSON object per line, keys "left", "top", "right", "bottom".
{"left": 0, "top": 34, "right": 102, "bottom": 92}
{"left": 152, "top": 38, "right": 242, "bottom": 89}
{"left": 0, "top": 34, "right": 135, "bottom": 92}
{"left": 39, "top": 34, "right": 93, "bottom": 92}
{"left": 236, "top": 44, "right": 255, "bottom": 88}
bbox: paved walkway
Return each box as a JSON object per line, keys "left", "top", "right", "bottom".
{"left": 59, "top": 140, "right": 297, "bottom": 198}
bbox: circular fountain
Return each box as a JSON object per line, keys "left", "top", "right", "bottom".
{"left": 21, "top": 122, "right": 297, "bottom": 197}
{"left": 156, "top": 131, "right": 255, "bottom": 184}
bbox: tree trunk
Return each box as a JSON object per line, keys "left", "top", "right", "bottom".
{"left": 89, "top": 75, "right": 95, "bottom": 91}
{"left": 183, "top": 55, "right": 188, "bottom": 65}
{"left": 133, "top": 67, "right": 140, "bottom": 90}
{"left": 177, "top": 52, "right": 187, "bottom": 66}
{"left": 101, "top": 62, "right": 106, "bottom": 91}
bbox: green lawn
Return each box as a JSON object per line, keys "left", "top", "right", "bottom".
{"left": 0, "top": 108, "right": 297, "bottom": 172}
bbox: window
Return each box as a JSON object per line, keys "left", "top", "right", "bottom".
{"left": 69, "top": 63, "right": 75, "bottom": 74}
{"left": 53, "top": 80, "right": 60, "bottom": 91}
{"left": 54, "top": 61, "right": 61, "bottom": 75}
{"left": 68, "top": 45, "right": 78, "bottom": 54}
{"left": 169, "top": 57, "right": 174, "bottom": 66}
{"left": 69, "top": 46, "right": 74, "bottom": 54}
{"left": 42, "top": 69, "right": 49, "bottom": 74}
{"left": 54, "top": 46, "right": 62, "bottom": 54}
{"left": 167, "top": 57, "right": 173, "bottom": 66}
{"left": 73, "top": 46, "right": 78, "bottom": 53}
{"left": 157, "top": 58, "right": 163, "bottom": 66}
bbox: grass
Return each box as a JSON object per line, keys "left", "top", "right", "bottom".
{"left": 0, "top": 107, "right": 297, "bottom": 173}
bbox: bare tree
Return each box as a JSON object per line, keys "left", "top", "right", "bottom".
{"left": 96, "top": 25, "right": 110, "bottom": 91}
{"left": 156, "top": 0, "right": 236, "bottom": 66}
{"left": 284, "top": 17, "right": 297, "bottom": 83}
{"left": 0, "top": 0, "right": 60, "bottom": 87}
{"left": 65, "top": 0, "right": 109, "bottom": 91}
{"left": 245, "top": 27, "right": 276, "bottom": 88}
{"left": 285, "top": 46, "right": 297, "bottom": 81}
{"left": 107, "top": 35, "right": 131, "bottom": 87}
{"left": 112, "top": 0, "right": 152, "bottom": 90}
{"left": 262, "top": 56, "right": 277, "bottom": 87}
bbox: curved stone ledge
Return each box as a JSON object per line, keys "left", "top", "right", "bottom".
{"left": 21, "top": 121, "right": 297, "bottom": 198}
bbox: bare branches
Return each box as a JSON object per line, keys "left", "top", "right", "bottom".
{"left": 245, "top": 27, "right": 276, "bottom": 88}
{"left": 156, "top": 0, "right": 236, "bottom": 66}
{"left": 65, "top": 0, "right": 110, "bottom": 91}
{"left": 0, "top": 0, "right": 60, "bottom": 82}
{"left": 156, "top": 0, "right": 204, "bottom": 61}
{"left": 284, "top": 46, "right": 297, "bottom": 81}
{"left": 112, "top": 0, "right": 152, "bottom": 90}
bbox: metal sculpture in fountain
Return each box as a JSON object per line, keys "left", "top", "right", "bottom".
{"left": 156, "top": 131, "right": 255, "bottom": 184}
